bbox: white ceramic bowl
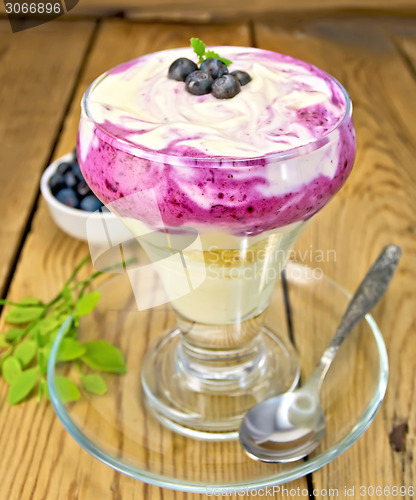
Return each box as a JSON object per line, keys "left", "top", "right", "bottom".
{"left": 41, "top": 153, "right": 128, "bottom": 247}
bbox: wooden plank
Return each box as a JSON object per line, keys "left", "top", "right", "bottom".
{"left": 0, "top": 19, "right": 310, "bottom": 500}
{"left": 62, "top": 0, "right": 416, "bottom": 20}
{"left": 0, "top": 20, "right": 94, "bottom": 296}
{"left": 399, "top": 36, "right": 416, "bottom": 68}
{"left": 1, "top": 0, "right": 416, "bottom": 21}
{"left": 389, "top": 20, "right": 416, "bottom": 71}
{"left": 255, "top": 18, "right": 416, "bottom": 499}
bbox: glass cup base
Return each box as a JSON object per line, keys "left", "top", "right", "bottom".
{"left": 141, "top": 325, "right": 300, "bottom": 440}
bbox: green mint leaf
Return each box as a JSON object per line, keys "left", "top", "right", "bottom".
{"left": 2, "top": 356, "right": 22, "bottom": 385}
{"left": 57, "top": 339, "right": 86, "bottom": 362}
{"left": 6, "top": 304, "right": 44, "bottom": 324}
{"left": 205, "top": 50, "right": 219, "bottom": 58}
{"left": 7, "top": 368, "right": 38, "bottom": 405}
{"left": 14, "top": 340, "right": 37, "bottom": 367}
{"left": 4, "top": 328, "right": 25, "bottom": 342}
{"left": 205, "top": 50, "right": 233, "bottom": 66}
{"left": 81, "top": 340, "right": 127, "bottom": 374}
{"left": 190, "top": 37, "right": 206, "bottom": 62}
{"left": 74, "top": 292, "right": 100, "bottom": 317}
{"left": 82, "top": 374, "right": 107, "bottom": 395}
{"left": 54, "top": 375, "right": 80, "bottom": 403}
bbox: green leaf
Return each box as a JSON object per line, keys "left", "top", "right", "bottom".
{"left": 5, "top": 303, "right": 44, "bottom": 324}
{"left": 47, "top": 317, "right": 73, "bottom": 343}
{"left": 35, "top": 317, "right": 62, "bottom": 337}
{"left": 205, "top": 50, "right": 232, "bottom": 66}
{"left": 38, "top": 345, "right": 52, "bottom": 376}
{"left": 4, "top": 328, "right": 25, "bottom": 342}
{"left": 82, "top": 374, "right": 107, "bottom": 395}
{"left": 57, "top": 339, "right": 86, "bottom": 362}
{"left": 0, "top": 334, "right": 10, "bottom": 348}
{"left": 7, "top": 368, "right": 38, "bottom": 405}
{"left": 190, "top": 37, "right": 206, "bottom": 62}
{"left": 0, "top": 348, "right": 12, "bottom": 368}
{"left": 47, "top": 310, "right": 69, "bottom": 323}
{"left": 3, "top": 297, "right": 41, "bottom": 307}
{"left": 14, "top": 340, "right": 37, "bottom": 367}
{"left": 81, "top": 340, "right": 126, "bottom": 374}
{"left": 54, "top": 375, "right": 80, "bottom": 403}
{"left": 30, "top": 317, "right": 63, "bottom": 346}
{"left": 74, "top": 292, "right": 100, "bottom": 317}
{"left": 2, "top": 356, "right": 22, "bottom": 385}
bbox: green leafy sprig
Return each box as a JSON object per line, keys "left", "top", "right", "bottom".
{"left": 190, "top": 37, "right": 232, "bottom": 67}
{"left": 0, "top": 257, "right": 126, "bottom": 405}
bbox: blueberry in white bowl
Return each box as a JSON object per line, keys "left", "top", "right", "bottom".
{"left": 41, "top": 152, "right": 129, "bottom": 245}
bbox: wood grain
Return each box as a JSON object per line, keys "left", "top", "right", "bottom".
{"left": 255, "top": 17, "right": 416, "bottom": 499}
{"left": 390, "top": 19, "right": 416, "bottom": 71}
{"left": 0, "top": 0, "right": 416, "bottom": 19}
{"left": 0, "top": 20, "right": 94, "bottom": 296}
{"left": 0, "top": 15, "right": 415, "bottom": 500}
{"left": 62, "top": 0, "right": 416, "bottom": 21}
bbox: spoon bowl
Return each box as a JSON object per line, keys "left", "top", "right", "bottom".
{"left": 240, "top": 387, "right": 325, "bottom": 462}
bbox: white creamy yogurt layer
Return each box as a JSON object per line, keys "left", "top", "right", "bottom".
{"left": 86, "top": 47, "right": 347, "bottom": 159}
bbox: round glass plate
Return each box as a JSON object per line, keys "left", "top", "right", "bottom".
{"left": 48, "top": 262, "right": 388, "bottom": 493}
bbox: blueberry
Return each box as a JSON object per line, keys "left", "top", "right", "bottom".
{"left": 76, "top": 180, "right": 91, "bottom": 197}
{"left": 230, "top": 70, "right": 252, "bottom": 86}
{"left": 55, "top": 188, "right": 79, "bottom": 208}
{"left": 80, "top": 194, "right": 103, "bottom": 212}
{"left": 168, "top": 58, "right": 198, "bottom": 82}
{"left": 211, "top": 74, "right": 241, "bottom": 99}
{"left": 56, "top": 161, "right": 72, "bottom": 175}
{"left": 200, "top": 58, "right": 228, "bottom": 79}
{"left": 49, "top": 173, "right": 66, "bottom": 195}
{"left": 185, "top": 70, "right": 214, "bottom": 96}
{"left": 64, "top": 171, "right": 78, "bottom": 188}
{"left": 70, "top": 162, "right": 83, "bottom": 180}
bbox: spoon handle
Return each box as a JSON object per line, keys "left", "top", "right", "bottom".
{"left": 312, "top": 244, "right": 401, "bottom": 387}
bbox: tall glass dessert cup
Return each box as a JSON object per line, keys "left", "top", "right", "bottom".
{"left": 78, "top": 47, "right": 356, "bottom": 439}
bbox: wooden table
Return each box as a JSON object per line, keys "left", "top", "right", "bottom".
{"left": 0, "top": 11, "right": 415, "bottom": 500}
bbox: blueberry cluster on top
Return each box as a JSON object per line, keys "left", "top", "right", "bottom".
{"left": 168, "top": 57, "right": 251, "bottom": 99}
{"left": 49, "top": 151, "right": 104, "bottom": 212}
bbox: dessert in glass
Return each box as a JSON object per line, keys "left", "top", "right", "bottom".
{"left": 77, "top": 46, "right": 356, "bottom": 439}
